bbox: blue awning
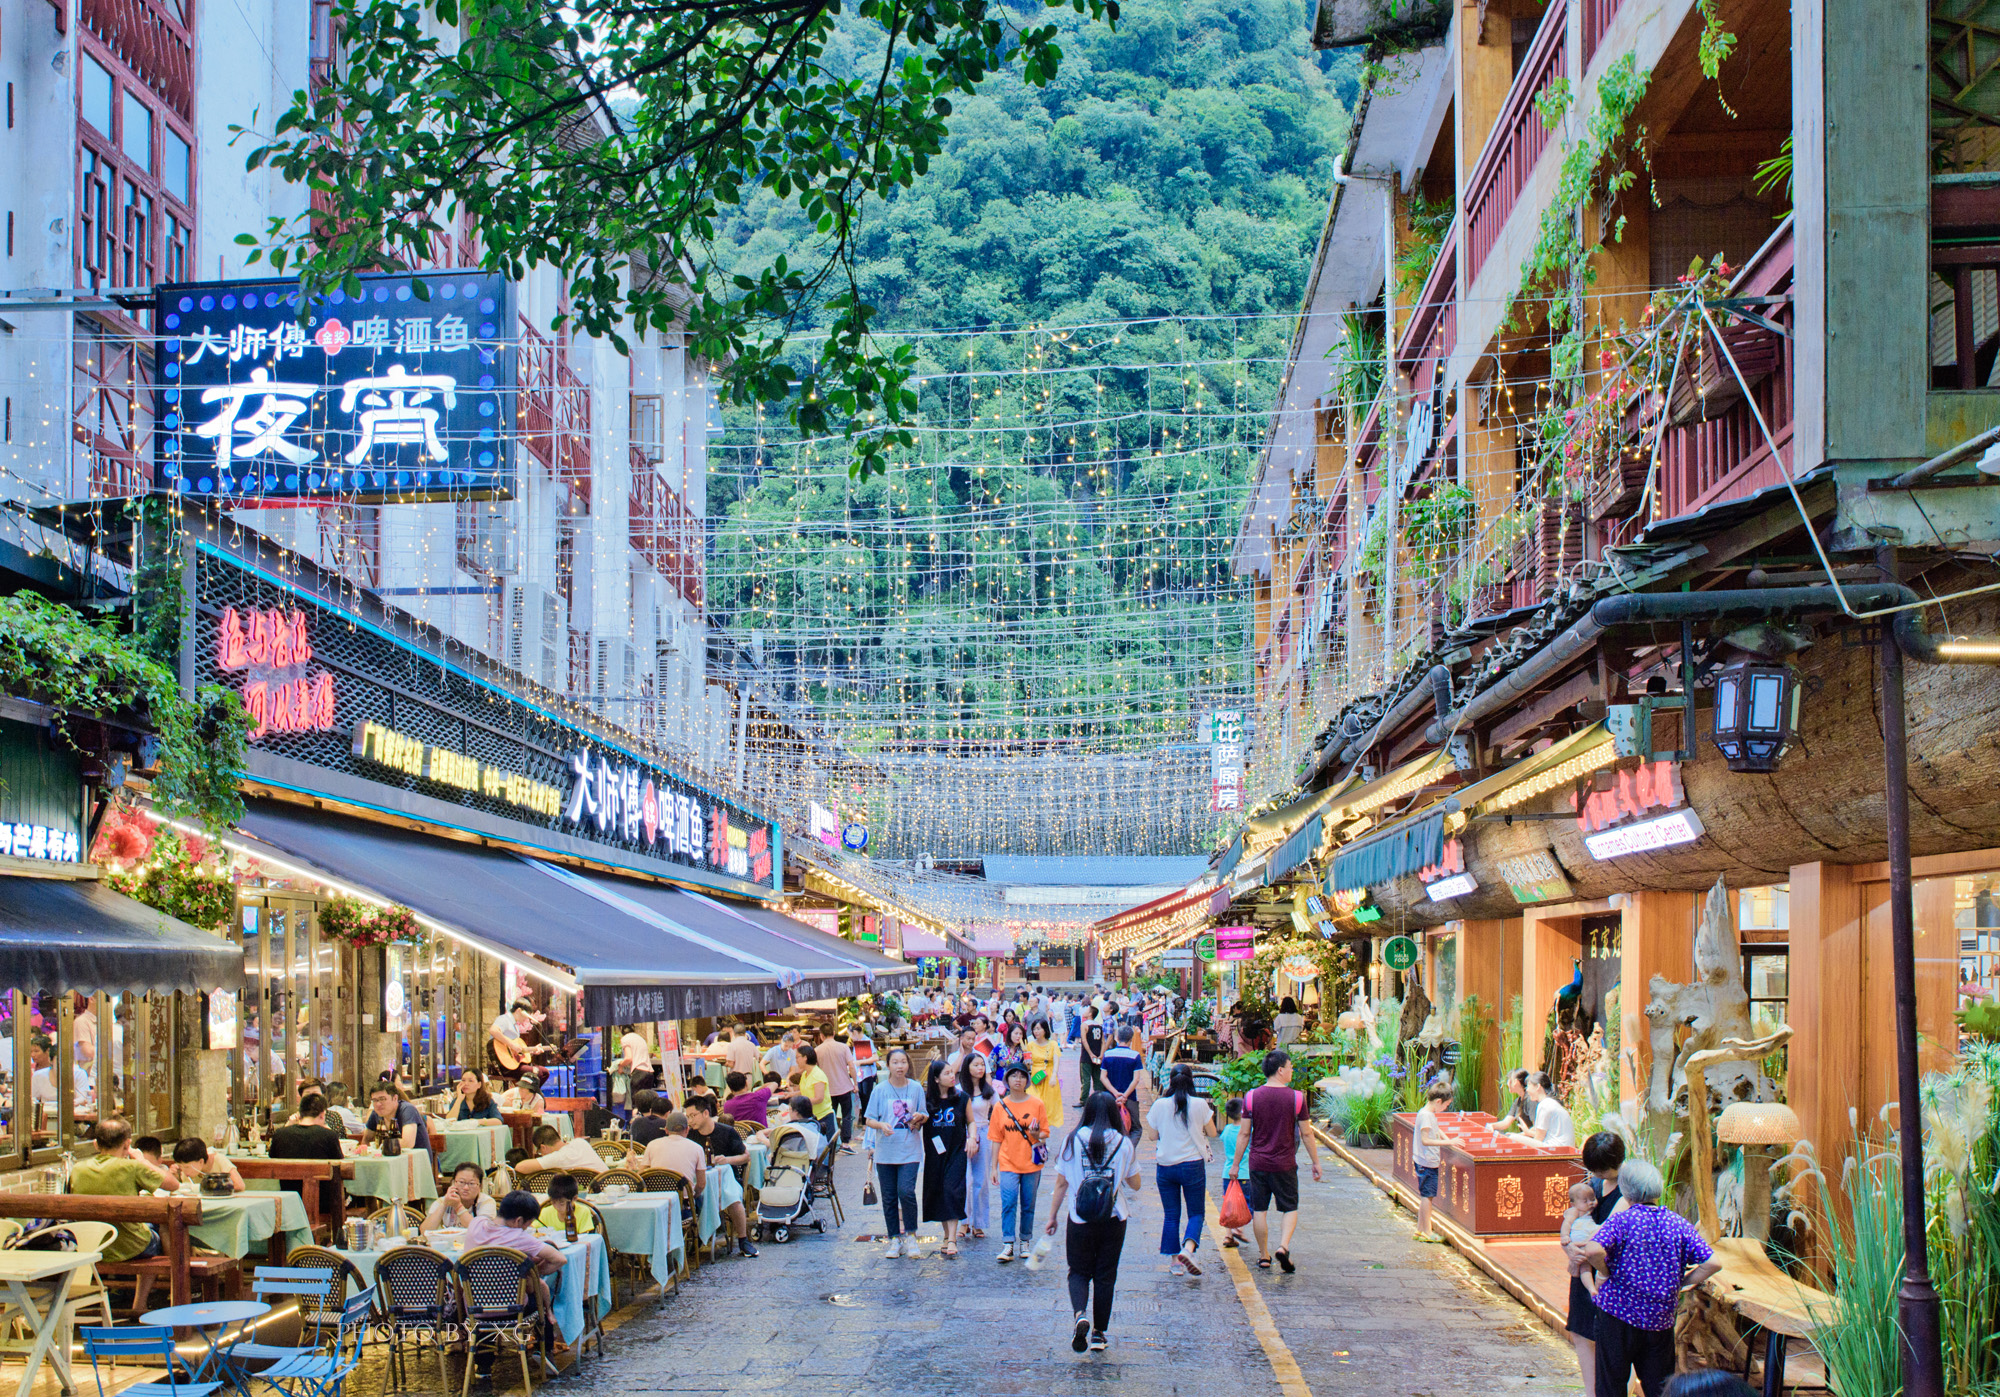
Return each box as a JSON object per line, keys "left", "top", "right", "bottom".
{"left": 1330, "top": 810, "right": 1447, "bottom": 892}
{"left": 1265, "top": 814, "right": 1323, "bottom": 884}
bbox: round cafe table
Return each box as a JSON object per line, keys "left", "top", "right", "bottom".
{"left": 141, "top": 1300, "right": 271, "bottom": 1392}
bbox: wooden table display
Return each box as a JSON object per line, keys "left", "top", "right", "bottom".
{"left": 1389, "top": 1111, "right": 1583, "bottom": 1236}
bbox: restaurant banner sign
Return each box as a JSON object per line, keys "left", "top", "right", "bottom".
{"left": 156, "top": 271, "right": 515, "bottom": 503}
{"left": 193, "top": 543, "right": 780, "bottom": 894}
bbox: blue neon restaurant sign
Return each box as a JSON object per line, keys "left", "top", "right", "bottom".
{"left": 154, "top": 271, "right": 516, "bottom": 502}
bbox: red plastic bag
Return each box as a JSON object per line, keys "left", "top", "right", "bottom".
{"left": 1219, "top": 1179, "right": 1252, "bottom": 1230}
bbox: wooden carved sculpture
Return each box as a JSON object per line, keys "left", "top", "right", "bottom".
{"left": 1643, "top": 877, "right": 1774, "bottom": 1141}
{"left": 1682, "top": 1027, "right": 1795, "bottom": 1243}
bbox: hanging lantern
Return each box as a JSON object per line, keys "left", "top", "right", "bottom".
{"left": 1711, "top": 653, "right": 1801, "bottom": 773}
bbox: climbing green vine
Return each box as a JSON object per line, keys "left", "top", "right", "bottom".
{"left": 1402, "top": 481, "right": 1475, "bottom": 583}
{"left": 1696, "top": 0, "right": 1737, "bottom": 115}
{"left": 0, "top": 591, "right": 251, "bottom": 835}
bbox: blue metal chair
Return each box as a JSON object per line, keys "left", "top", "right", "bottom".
{"left": 79, "top": 1326, "right": 224, "bottom": 1397}
{"left": 247, "top": 1291, "right": 372, "bottom": 1397}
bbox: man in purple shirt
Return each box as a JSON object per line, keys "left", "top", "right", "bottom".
{"left": 1581, "top": 1160, "right": 1720, "bottom": 1397}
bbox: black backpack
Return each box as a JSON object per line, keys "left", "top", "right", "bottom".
{"left": 1073, "top": 1135, "right": 1120, "bottom": 1224}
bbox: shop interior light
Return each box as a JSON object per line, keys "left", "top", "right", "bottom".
{"left": 1482, "top": 740, "right": 1619, "bottom": 814}
{"left": 1712, "top": 653, "right": 1801, "bottom": 773}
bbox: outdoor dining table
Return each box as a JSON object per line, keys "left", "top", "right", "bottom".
{"left": 586, "top": 1193, "right": 685, "bottom": 1287}
{"left": 185, "top": 1190, "right": 314, "bottom": 1262}
{"left": 0, "top": 1249, "right": 101, "bottom": 1397}
{"left": 328, "top": 1234, "right": 609, "bottom": 1346}
{"left": 343, "top": 1149, "right": 440, "bottom": 1208}
{"left": 140, "top": 1299, "right": 271, "bottom": 1397}
{"left": 233, "top": 1158, "right": 353, "bottom": 1240}
{"left": 432, "top": 1121, "right": 513, "bottom": 1173}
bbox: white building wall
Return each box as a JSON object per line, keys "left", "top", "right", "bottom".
{"left": 0, "top": 0, "right": 720, "bottom": 776}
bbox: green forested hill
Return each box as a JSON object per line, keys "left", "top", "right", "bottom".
{"left": 704, "top": 0, "right": 1354, "bottom": 779}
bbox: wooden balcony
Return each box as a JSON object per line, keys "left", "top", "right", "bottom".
{"left": 1397, "top": 219, "right": 1459, "bottom": 396}
{"left": 1580, "top": 0, "right": 1627, "bottom": 70}
{"left": 1656, "top": 220, "right": 1795, "bottom": 520}
{"left": 1464, "top": 2, "right": 1567, "bottom": 283}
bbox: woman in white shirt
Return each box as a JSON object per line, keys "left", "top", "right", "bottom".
{"left": 1272, "top": 997, "right": 1305, "bottom": 1047}
{"left": 1524, "top": 1071, "right": 1577, "bottom": 1147}
{"left": 1044, "top": 1092, "right": 1142, "bottom": 1354}
{"left": 1144, "top": 1064, "right": 1218, "bottom": 1276}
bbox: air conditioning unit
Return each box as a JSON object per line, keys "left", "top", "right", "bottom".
{"left": 505, "top": 582, "right": 554, "bottom": 686}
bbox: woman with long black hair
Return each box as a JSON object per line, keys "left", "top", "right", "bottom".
{"left": 921, "top": 1056, "right": 970, "bottom": 1257}
{"left": 1043, "top": 1091, "right": 1141, "bottom": 1354}
{"left": 1144, "top": 1063, "right": 1217, "bottom": 1275}
{"left": 958, "top": 1051, "right": 996, "bottom": 1240}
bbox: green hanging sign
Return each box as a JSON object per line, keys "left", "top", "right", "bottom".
{"left": 1382, "top": 935, "right": 1420, "bottom": 972}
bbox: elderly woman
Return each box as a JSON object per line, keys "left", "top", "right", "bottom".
{"left": 1580, "top": 1160, "right": 1721, "bottom": 1397}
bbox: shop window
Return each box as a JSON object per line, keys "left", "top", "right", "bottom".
{"left": 0, "top": 988, "right": 20, "bottom": 1162}
{"left": 162, "top": 127, "right": 189, "bottom": 204}
{"left": 1956, "top": 871, "right": 2000, "bottom": 997}
{"left": 1739, "top": 884, "right": 1790, "bottom": 936}
{"left": 120, "top": 90, "right": 151, "bottom": 167}
{"left": 1743, "top": 948, "right": 1789, "bottom": 1033}
{"left": 74, "top": 38, "right": 194, "bottom": 302}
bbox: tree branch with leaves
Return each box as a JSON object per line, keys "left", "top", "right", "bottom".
{"left": 236, "top": 0, "right": 1118, "bottom": 477}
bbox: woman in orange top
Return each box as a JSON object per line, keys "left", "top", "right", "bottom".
{"left": 987, "top": 1062, "right": 1049, "bottom": 1262}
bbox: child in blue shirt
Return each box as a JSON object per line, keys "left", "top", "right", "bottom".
{"left": 1217, "top": 1097, "right": 1252, "bottom": 1249}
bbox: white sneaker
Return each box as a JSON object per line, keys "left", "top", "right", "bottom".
{"left": 884, "top": 1237, "right": 904, "bottom": 1258}
{"left": 997, "top": 1243, "right": 1015, "bottom": 1263}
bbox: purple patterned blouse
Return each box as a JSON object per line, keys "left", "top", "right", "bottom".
{"left": 1592, "top": 1204, "right": 1714, "bottom": 1330}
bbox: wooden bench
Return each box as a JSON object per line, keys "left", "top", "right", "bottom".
{"left": 0, "top": 1193, "right": 232, "bottom": 1309}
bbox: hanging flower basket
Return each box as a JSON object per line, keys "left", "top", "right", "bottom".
{"left": 320, "top": 895, "right": 422, "bottom": 947}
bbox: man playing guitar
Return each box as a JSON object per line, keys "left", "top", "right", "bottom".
{"left": 490, "top": 1000, "right": 554, "bottom": 1085}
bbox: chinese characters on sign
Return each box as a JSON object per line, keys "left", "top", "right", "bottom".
{"left": 1203, "top": 707, "right": 1245, "bottom": 813}
{"left": 215, "top": 606, "right": 339, "bottom": 741}
{"left": 3, "top": 823, "right": 81, "bottom": 863}
{"left": 1571, "top": 759, "right": 1685, "bottom": 833}
{"left": 350, "top": 722, "right": 563, "bottom": 817}
{"left": 563, "top": 748, "right": 775, "bottom": 886}
{"left": 156, "top": 272, "right": 515, "bottom": 502}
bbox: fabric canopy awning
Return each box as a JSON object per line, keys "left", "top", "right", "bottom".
{"left": 231, "top": 799, "right": 909, "bottom": 1023}
{"left": 899, "top": 926, "right": 947, "bottom": 956}
{"left": 1265, "top": 813, "right": 1324, "bottom": 884}
{"left": 0, "top": 874, "right": 240, "bottom": 994}
{"left": 1330, "top": 809, "right": 1448, "bottom": 892}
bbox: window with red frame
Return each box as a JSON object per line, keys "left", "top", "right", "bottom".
{"left": 76, "top": 39, "right": 193, "bottom": 298}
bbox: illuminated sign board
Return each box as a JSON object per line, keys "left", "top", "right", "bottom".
{"left": 156, "top": 271, "right": 514, "bottom": 502}
{"left": 195, "top": 542, "right": 781, "bottom": 894}
{"left": 1582, "top": 807, "right": 1707, "bottom": 859}
{"left": 3, "top": 823, "right": 81, "bottom": 863}
{"left": 216, "top": 606, "right": 340, "bottom": 741}
{"left": 1573, "top": 760, "right": 1684, "bottom": 833}
{"left": 1214, "top": 925, "right": 1257, "bottom": 962}
{"left": 1424, "top": 872, "right": 1479, "bottom": 901}
{"left": 809, "top": 802, "right": 838, "bottom": 846}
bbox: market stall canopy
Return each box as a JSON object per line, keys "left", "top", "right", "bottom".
{"left": 900, "top": 926, "right": 948, "bottom": 956}
{"left": 230, "top": 800, "right": 907, "bottom": 1023}
{"left": 0, "top": 874, "right": 240, "bottom": 994}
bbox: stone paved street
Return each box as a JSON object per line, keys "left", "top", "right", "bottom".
{"left": 423, "top": 1051, "right": 1578, "bottom": 1397}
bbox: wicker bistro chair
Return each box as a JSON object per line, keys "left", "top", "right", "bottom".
{"left": 564, "top": 1166, "right": 604, "bottom": 1191}
{"left": 591, "top": 1167, "right": 643, "bottom": 1193}
{"left": 374, "top": 1246, "right": 461, "bottom": 1396}
{"left": 282, "top": 1246, "right": 368, "bottom": 1333}
{"left": 587, "top": 1140, "right": 627, "bottom": 1165}
{"left": 639, "top": 1171, "right": 701, "bottom": 1277}
{"left": 454, "top": 1248, "right": 547, "bottom": 1397}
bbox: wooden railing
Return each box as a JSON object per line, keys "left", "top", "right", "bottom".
{"left": 1657, "top": 221, "right": 1795, "bottom": 519}
{"left": 1464, "top": 2, "right": 1568, "bottom": 283}
{"left": 1580, "top": 0, "right": 1625, "bottom": 70}
{"left": 1397, "top": 219, "right": 1459, "bottom": 393}
{"left": 629, "top": 452, "right": 706, "bottom": 608}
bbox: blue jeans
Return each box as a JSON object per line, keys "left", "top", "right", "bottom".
{"left": 999, "top": 1169, "right": 1041, "bottom": 1245}
{"left": 1157, "top": 1159, "right": 1207, "bottom": 1254}
{"left": 876, "top": 1160, "right": 919, "bottom": 1237}
{"left": 966, "top": 1151, "right": 993, "bottom": 1231}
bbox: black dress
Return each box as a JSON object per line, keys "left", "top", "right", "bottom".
{"left": 922, "top": 1088, "right": 969, "bottom": 1222}
{"left": 1565, "top": 1180, "right": 1623, "bottom": 1337}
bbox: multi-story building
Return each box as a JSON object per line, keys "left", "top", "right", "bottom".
{"left": 0, "top": 0, "right": 734, "bottom": 772}
{"left": 1231, "top": 0, "right": 2000, "bottom": 1222}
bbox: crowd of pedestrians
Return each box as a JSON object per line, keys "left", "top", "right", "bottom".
{"left": 854, "top": 986, "right": 1327, "bottom": 1354}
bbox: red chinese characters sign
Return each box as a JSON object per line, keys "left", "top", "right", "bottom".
{"left": 1572, "top": 760, "right": 1684, "bottom": 833}
{"left": 215, "top": 606, "right": 338, "bottom": 740}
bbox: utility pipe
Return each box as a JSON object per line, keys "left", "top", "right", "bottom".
{"left": 1886, "top": 422, "right": 2000, "bottom": 488}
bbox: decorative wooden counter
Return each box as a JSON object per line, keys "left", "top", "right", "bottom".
{"left": 1389, "top": 1111, "right": 1583, "bottom": 1236}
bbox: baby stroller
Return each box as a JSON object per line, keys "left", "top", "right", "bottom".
{"left": 756, "top": 1124, "right": 828, "bottom": 1243}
